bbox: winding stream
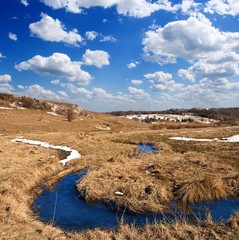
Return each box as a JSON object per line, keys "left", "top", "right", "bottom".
{"left": 33, "top": 170, "right": 239, "bottom": 231}
{"left": 33, "top": 142, "right": 239, "bottom": 231}
{"left": 33, "top": 170, "right": 178, "bottom": 231}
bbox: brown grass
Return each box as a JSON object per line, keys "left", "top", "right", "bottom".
{"left": 0, "top": 96, "right": 239, "bottom": 239}
{"left": 174, "top": 175, "right": 228, "bottom": 206}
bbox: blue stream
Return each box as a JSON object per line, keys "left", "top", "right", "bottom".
{"left": 33, "top": 144, "right": 239, "bottom": 231}
{"left": 138, "top": 143, "right": 157, "bottom": 155}
{"left": 33, "top": 170, "right": 178, "bottom": 231}
{"left": 33, "top": 171, "right": 239, "bottom": 231}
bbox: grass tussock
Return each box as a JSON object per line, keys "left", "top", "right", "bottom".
{"left": 174, "top": 175, "right": 228, "bottom": 206}
{"left": 77, "top": 161, "right": 171, "bottom": 213}
{"left": 229, "top": 211, "right": 239, "bottom": 229}
{"left": 77, "top": 150, "right": 238, "bottom": 214}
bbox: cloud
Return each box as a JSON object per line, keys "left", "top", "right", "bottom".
{"left": 23, "top": 84, "right": 62, "bottom": 100}
{"left": 58, "top": 90, "right": 68, "bottom": 98}
{"left": 178, "top": 52, "right": 239, "bottom": 82}
{"left": 0, "top": 74, "right": 14, "bottom": 93}
{"left": 0, "top": 53, "right": 6, "bottom": 61}
{"left": 85, "top": 31, "right": 117, "bottom": 42}
{"left": 17, "top": 85, "right": 25, "bottom": 89}
{"left": 41, "top": 0, "right": 179, "bottom": 18}
{"left": 128, "top": 87, "right": 150, "bottom": 99}
{"left": 204, "top": 0, "right": 239, "bottom": 16}
{"left": 127, "top": 61, "right": 139, "bottom": 69}
{"left": 15, "top": 52, "right": 93, "bottom": 85}
{"left": 144, "top": 71, "right": 184, "bottom": 91}
{"left": 100, "top": 35, "right": 117, "bottom": 42}
{"left": 92, "top": 88, "right": 113, "bottom": 99}
{"left": 51, "top": 79, "right": 60, "bottom": 85}
{"left": 82, "top": 49, "right": 110, "bottom": 68}
{"left": 85, "top": 31, "right": 98, "bottom": 40}
{"left": 142, "top": 13, "right": 239, "bottom": 65}
{"left": 67, "top": 83, "right": 93, "bottom": 98}
{"left": 29, "top": 13, "right": 83, "bottom": 45}
{"left": 181, "top": 0, "right": 200, "bottom": 14}
{"left": 20, "top": 0, "right": 29, "bottom": 6}
{"left": 131, "top": 79, "right": 143, "bottom": 85}
{"left": 67, "top": 84, "right": 136, "bottom": 109}
{"left": 0, "top": 74, "right": 12, "bottom": 83}
{"left": 8, "top": 32, "right": 17, "bottom": 41}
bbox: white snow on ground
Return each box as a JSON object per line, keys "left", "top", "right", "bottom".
{"left": 169, "top": 135, "right": 239, "bottom": 143}
{"left": 47, "top": 112, "right": 60, "bottom": 116}
{"left": 9, "top": 103, "right": 26, "bottom": 109}
{"left": 0, "top": 106, "right": 13, "bottom": 110}
{"left": 11, "top": 138, "right": 81, "bottom": 166}
{"left": 125, "top": 114, "right": 218, "bottom": 124}
{"left": 222, "top": 135, "right": 239, "bottom": 142}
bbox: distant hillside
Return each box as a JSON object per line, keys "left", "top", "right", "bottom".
{"left": 0, "top": 93, "right": 83, "bottom": 115}
{"left": 108, "top": 108, "right": 239, "bottom": 125}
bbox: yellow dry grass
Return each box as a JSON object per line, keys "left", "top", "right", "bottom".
{"left": 0, "top": 99, "right": 239, "bottom": 239}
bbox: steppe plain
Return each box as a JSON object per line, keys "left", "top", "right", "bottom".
{"left": 0, "top": 96, "right": 239, "bottom": 240}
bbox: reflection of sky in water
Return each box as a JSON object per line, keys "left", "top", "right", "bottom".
{"left": 138, "top": 143, "right": 157, "bottom": 155}
{"left": 33, "top": 170, "right": 239, "bottom": 231}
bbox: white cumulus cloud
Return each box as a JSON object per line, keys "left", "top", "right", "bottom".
{"left": 205, "top": 0, "right": 239, "bottom": 16}
{"left": 51, "top": 79, "right": 60, "bottom": 85}
{"left": 128, "top": 87, "right": 150, "bottom": 99}
{"left": 144, "top": 71, "right": 184, "bottom": 91}
{"left": 85, "top": 31, "right": 98, "bottom": 40}
{"left": 0, "top": 53, "right": 6, "bottom": 61}
{"left": 0, "top": 74, "right": 14, "bottom": 93}
{"left": 15, "top": 53, "right": 93, "bottom": 85}
{"left": 20, "top": 0, "right": 29, "bottom": 6}
{"left": 58, "top": 90, "right": 68, "bottom": 98}
{"left": 143, "top": 13, "right": 239, "bottom": 65}
{"left": 29, "top": 13, "right": 83, "bottom": 45}
{"left": 131, "top": 79, "right": 143, "bottom": 85}
{"left": 178, "top": 52, "right": 239, "bottom": 82}
{"left": 9, "top": 32, "right": 17, "bottom": 41}
{"left": 82, "top": 49, "right": 110, "bottom": 68}
{"left": 127, "top": 61, "right": 139, "bottom": 69}
{"left": 41, "top": 0, "right": 179, "bottom": 18}
{"left": 181, "top": 0, "right": 200, "bottom": 14}
{"left": 100, "top": 35, "right": 117, "bottom": 42}
{"left": 24, "top": 84, "right": 62, "bottom": 100}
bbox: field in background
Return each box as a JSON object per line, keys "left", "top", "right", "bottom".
{"left": 0, "top": 94, "right": 239, "bottom": 239}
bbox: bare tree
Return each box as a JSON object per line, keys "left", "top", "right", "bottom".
{"left": 66, "top": 107, "right": 75, "bottom": 122}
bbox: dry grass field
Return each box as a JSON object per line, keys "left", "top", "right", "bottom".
{"left": 0, "top": 96, "right": 239, "bottom": 239}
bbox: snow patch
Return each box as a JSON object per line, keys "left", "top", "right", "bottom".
{"left": 125, "top": 114, "right": 218, "bottom": 124}
{"left": 115, "top": 191, "right": 124, "bottom": 196}
{"left": 9, "top": 103, "right": 26, "bottom": 109}
{"left": 169, "top": 135, "right": 239, "bottom": 143}
{"left": 47, "top": 112, "right": 60, "bottom": 116}
{"left": 0, "top": 106, "right": 13, "bottom": 110}
{"left": 11, "top": 138, "right": 81, "bottom": 166}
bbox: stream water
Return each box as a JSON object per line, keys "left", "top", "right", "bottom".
{"left": 138, "top": 143, "right": 157, "bottom": 155}
{"left": 33, "top": 170, "right": 239, "bottom": 231}
{"left": 33, "top": 144, "right": 239, "bottom": 231}
{"left": 33, "top": 170, "right": 179, "bottom": 231}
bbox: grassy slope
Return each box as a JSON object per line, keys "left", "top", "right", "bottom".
{"left": 0, "top": 97, "right": 239, "bottom": 239}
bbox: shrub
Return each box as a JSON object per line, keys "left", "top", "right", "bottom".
{"left": 65, "top": 107, "right": 75, "bottom": 122}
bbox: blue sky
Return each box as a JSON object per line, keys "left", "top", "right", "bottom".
{"left": 0, "top": 0, "right": 239, "bottom": 112}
